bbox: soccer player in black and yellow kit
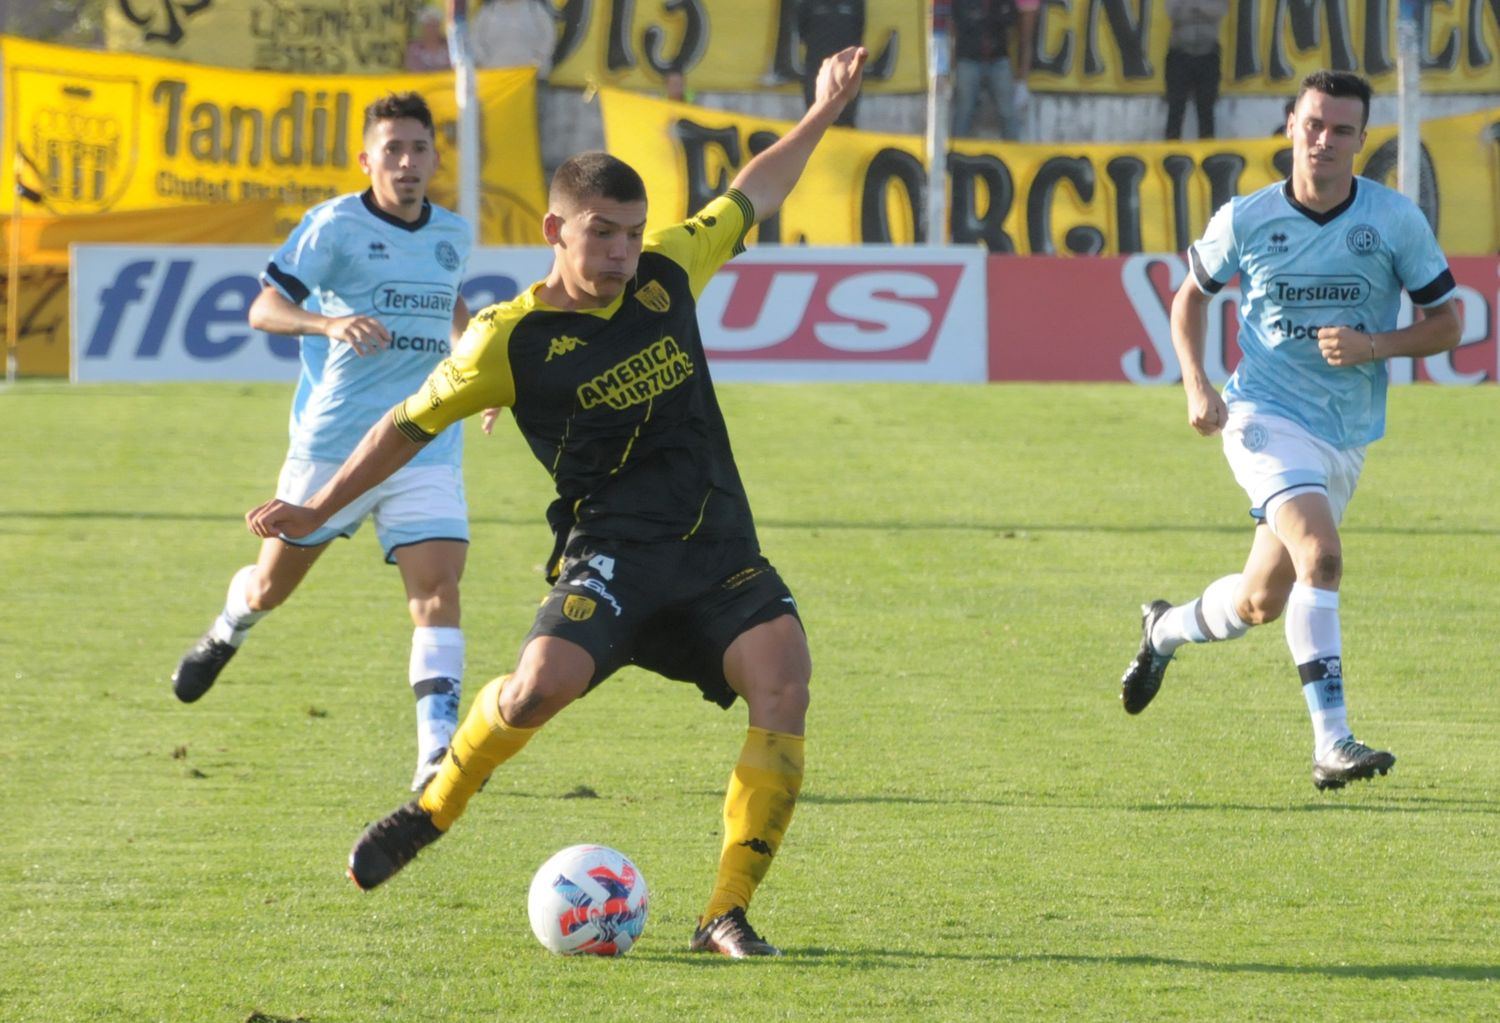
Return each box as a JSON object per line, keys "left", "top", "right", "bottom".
{"left": 246, "top": 45, "right": 867, "bottom": 958}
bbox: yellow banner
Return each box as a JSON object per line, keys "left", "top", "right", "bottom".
{"left": 548, "top": 0, "right": 925, "bottom": 94}
{"left": 1, "top": 201, "right": 281, "bottom": 375}
{"left": 0, "top": 36, "right": 546, "bottom": 244}
{"left": 104, "top": 0, "right": 414, "bottom": 73}
{"left": 1033, "top": 0, "right": 1500, "bottom": 95}
{"left": 601, "top": 88, "right": 1500, "bottom": 257}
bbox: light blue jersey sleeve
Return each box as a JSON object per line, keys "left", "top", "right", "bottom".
{"left": 1388, "top": 199, "right": 1455, "bottom": 308}
{"left": 1187, "top": 198, "right": 1240, "bottom": 293}
{"left": 262, "top": 203, "right": 349, "bottom": 315}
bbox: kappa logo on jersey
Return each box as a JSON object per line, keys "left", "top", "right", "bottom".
{"left": 562, "top": 594, "right": 596, "bottom": 621}
{"left": 1346, "top": 224, "right": 1380, "bottom": 255}
{"left": 435, "top": 240, "right": 461, "bottom": 272}
{"left": 546, "top": 334, "right": 587, "bottom": 362}
{"left": 577, "top": 336, "right": 694, "bottom": 411}
{"left": 682, "top": 213, "right": 718, "bottom": 236}
{"left": 634, "top": 279, "right": 671, "bottom": 313}
{"left": 368, "top": 241, "right": 389, "bottom": 260}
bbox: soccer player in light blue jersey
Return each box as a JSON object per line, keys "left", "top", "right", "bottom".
{"left": 172, "top": 92, "right": 476, "bottom": 793}
{"left": 1119, "top": 70, "right": 1461, "bottom": 790}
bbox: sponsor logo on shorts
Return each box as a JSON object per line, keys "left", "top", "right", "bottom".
{"left": 1242, "top": 422, "right": 1269, "bottom": 453}
{"left": 576, "top": 577, "right": 623, "bottom": 616}
{"left": 546, "top": 334, "right": 587, "bottom": 362}
{"left": 722, "top": 566, "right": 767, "bottom": 590}
{"left": 634, "top": 279, "right": 671, "bottom": 313}
{"left": 562, "top": 594, "right": 596, "bottom": 621}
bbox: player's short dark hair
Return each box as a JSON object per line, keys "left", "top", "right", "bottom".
{"left": 549, "top": 151, "right": 647, "bottom": 212}
{"left": 363, "top": 91, "right": 435, "bottom": 137}
{"left": 1295, "top": 70, "right": 1373, "bottom": 128}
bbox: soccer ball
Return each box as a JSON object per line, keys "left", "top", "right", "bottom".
{"left": 527, "top": 844, "right": 649, "bottom": 956}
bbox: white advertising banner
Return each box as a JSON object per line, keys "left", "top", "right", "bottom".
{"left": 696, "top": 247, "right": 989, "bottom": 383}
{"left": 70, "top": 245, "right": 555, "bottom": 383}
{"left": 71, "top": 244, "right": 989, "bottom": 383}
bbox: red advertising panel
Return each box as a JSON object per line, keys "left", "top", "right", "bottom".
{"left": 988, "top": 255, "right": 1500, "bottom": 385}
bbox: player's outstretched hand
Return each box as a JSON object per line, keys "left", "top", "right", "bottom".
{"left": 1316, "top": 324, "right": 1377, "bottom": 367}
{"left": 246, "top": 498, "right": 322, "bottom": 541}
{"left": 1185, "top": 383, "right": 1229, "bottom": 437}
{"left": 815, "top": 46, "right": 868, "bottom": 117}
{"left": 327, "top": 314, "right": 392, "bottom": 357}
{"left": 481, "top": 407, "right": 502, "bottom": 435}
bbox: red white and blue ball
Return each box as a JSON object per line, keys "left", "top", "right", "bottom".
{"left": 527, "top": 844, "right": 649, "bottom": 956}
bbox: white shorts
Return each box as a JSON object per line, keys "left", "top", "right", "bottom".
{"left": 275, "top": 457, "right": 469, "bottom": 563}
{"left": 1221, "top": 411, "right": 1365, "bottom": 532}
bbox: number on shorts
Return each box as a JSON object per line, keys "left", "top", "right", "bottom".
{"left": 587, "top": 554, "right": 616, "bottom": 580}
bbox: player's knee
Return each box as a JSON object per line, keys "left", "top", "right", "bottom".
{"left": 1294, "top": 546, "right": 1342, "bottom": 588}
{"left": 407, "top": 581, "right": 460, "bottom": 624}
{"left": 742, "top": 669, "right": 811, "bottom": 727}
{"left": 244, "top": 573, "right": 288, "bottom": 612}
{"left": 498, "top": 670, "right": 581, "bottom": 728}
{"left": 1240, "top": 586, "right": 1286, "bottom": 625}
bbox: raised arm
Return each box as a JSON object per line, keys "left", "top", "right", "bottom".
{"left": 729, "top": 45, "right": 867, "bottom": 222}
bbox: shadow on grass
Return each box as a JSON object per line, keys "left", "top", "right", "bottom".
{"left": 780, "top": 791, "right": 1500, "bottom": 816}
{"left": 2, "top": 509, "right": 1496, "bottom": 539}
{"left": 636, "top": 948, "right": 1500, "bottom": 982}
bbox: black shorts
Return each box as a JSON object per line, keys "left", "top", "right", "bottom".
{"left": 525, "top": 534, "right": 801, "bottom": 708}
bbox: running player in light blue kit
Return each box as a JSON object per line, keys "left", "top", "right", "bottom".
{"left": 1119, "top": 70, "right": 1461, "bottom": 790}
{"left": 171, "top": 92, "right": 476, "bottom": 793}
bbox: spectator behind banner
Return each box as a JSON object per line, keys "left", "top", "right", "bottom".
{"left": 1164, "top": 0, "right": 1228, "bottom": 140}
{"left": 470, "top": 0, "right": 556, "bottom": 80}
{"left": 950, "top": 0, "right": 1032, "bottom": 141}
{"left": 405, "top": 7, "right": 451, "bottom": 73}
{"left": 797, "top": 0, "right": 864, "bottom": 127}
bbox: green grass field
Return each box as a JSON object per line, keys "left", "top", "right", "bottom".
{"left": 2, "top": 381, "right": 1497, "bottom": 1022}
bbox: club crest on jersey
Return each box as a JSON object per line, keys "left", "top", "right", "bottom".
{"left": 546, "top": 334, "right": 587, "bottom": 362}
{"left": 1345, "top": 225, "right": 1380, "bottom": 255}
{"left": 562, "top": 595, "right": 596, "bottom": 621}
{"left": 435, "top": 240, "right": 460, "bottom": 271}
{"left": 634, "top": 280, "right": 671, "bottom": 313}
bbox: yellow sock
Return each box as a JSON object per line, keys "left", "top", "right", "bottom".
{"left": 701, "top": 727, "right": 804, "bottom": 922}
{"left": 418, "top": 675, "right": 537, "bottom": 831}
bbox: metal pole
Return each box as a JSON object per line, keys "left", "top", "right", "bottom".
{"left": 925, "top": 1, "right": 950, "bottom": 246}
{"left": 448, "top": 0, "right": 483, "bottom": 236}
{"left": 5, "top": 197, "right": 20, "bottom": 385}
{"left": 1395, "top": 0, "right": 1420, "bottom": 202}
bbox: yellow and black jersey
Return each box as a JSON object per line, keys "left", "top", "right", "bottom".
{"left": 396, "top": 189, "right": 758, "bottom": 548}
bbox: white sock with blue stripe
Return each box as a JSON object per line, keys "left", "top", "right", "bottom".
{"left": 1285, "top": 584, "right": 1350, "bottom": 759}
{"left": 1151, "top": 574, "right": 1249, "bottom": 656}
{"left": 410, "top": 626, "right": 464, "bottom": 764}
